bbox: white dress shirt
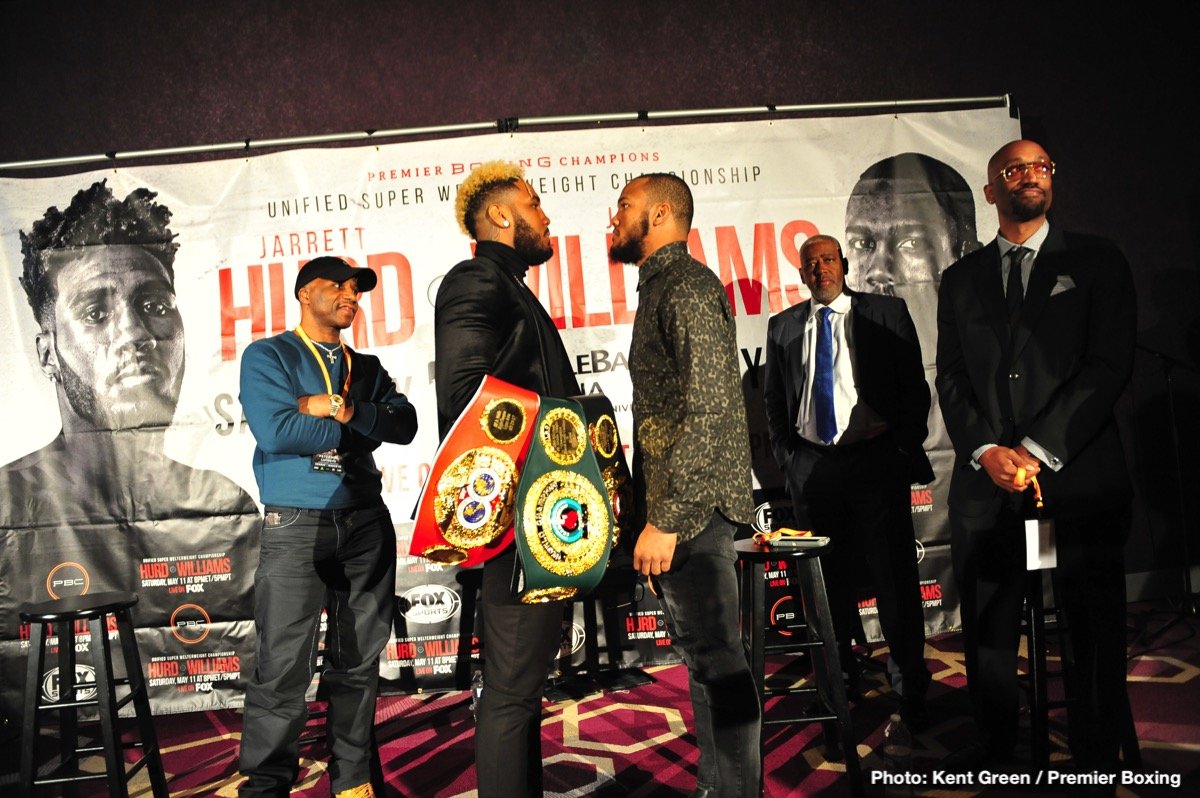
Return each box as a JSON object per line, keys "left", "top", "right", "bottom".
{"left": 796, "top": 291, "right": 886, "bottom": 446}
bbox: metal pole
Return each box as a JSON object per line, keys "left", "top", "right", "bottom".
{"left": 0, "top": 94, "right": 1010, "bottom": 172}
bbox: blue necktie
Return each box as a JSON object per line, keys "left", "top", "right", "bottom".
{"left": 815, "top": 306, "right": 837, "bottom": 444}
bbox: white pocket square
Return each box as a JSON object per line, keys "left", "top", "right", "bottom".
{"left": 1050, "top": 275, "right": 1076, "bottom": 296}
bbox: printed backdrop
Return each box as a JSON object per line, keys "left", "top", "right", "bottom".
{"left": 0, "top": 107, "right": 1021, "bottom": 717}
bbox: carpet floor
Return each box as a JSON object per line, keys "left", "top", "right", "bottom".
{"left": 5, "top": 599, "right": 1198, "bottom": 797}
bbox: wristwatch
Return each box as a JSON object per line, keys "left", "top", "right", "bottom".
{"left": 328, "top": 394, "right": 344, "bottom": 418}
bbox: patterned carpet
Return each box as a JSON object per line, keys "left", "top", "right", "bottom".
{"left": 5, "top": 599, "right": 1199, "bottom": 796}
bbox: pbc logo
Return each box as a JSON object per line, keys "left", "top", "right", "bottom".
{"left": 560, "top": 622, "right": 586, "bottom": 658}
{"left": 41, "top": 664, "right": 98, "bottom": 703}
{"left": 769, "top": 596, "right": 798, "bottom": 637}
{"left": 914, "top": 539, "right": 926, "bottom": 564}
{"left": 170, "top": 603, "right": 212, "bottom": 645}
{"left": 399, "top": 585, "right": 461, "bottom": 625}
{"left": 46, "top": 562, "right": 91, "bottom": 599}
{"left": 753, "top": 500, "right": 795, "bottom": 534}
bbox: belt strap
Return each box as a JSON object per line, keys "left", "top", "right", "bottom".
{"left": 571, "top": 393, "right": 635, "bottom": 553}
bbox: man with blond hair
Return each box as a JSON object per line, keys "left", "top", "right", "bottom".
{"left": 435, "top": 161, "right": 579, "bottom": 797}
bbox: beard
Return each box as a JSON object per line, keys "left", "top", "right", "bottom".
{"left": 608, "top": 213, "right": 649, "bottom": 264}
{"left": 1009, "top": 184, "right": 1050, "bottom": 222}
{"left": 58, "top": 349, "right": 181, "bottom": 432}
{"left": 512, "top": 215, "right": 554, "bottom": 265}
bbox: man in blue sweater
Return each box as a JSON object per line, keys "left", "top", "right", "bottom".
{"left": 238, "top": 256, "right": 418, "bottom": 798}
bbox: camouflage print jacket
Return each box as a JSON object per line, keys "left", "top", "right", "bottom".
{"left": 629, "top": 241, "right": 753, "bottom": 542}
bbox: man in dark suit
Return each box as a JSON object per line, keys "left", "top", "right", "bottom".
{"left": 764, "top": 233, "right": 934, "bottom": 723}
{"left": 936, "top": 139, "right": 1136, "bottom": 773}
{"left": 435, "top": 160, "right": 580, "bottom": 798}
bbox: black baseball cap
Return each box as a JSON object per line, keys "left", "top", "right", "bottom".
{"left": 294, "top": 256, "right": 378, "bottom": 297}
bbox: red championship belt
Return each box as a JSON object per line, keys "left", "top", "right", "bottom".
{"left": 410, "top": 375, "right": 540, "bottom": 567}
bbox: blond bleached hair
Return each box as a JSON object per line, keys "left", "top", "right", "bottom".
{"left": 455, "top": 160, "right": 527, "bottom": 237}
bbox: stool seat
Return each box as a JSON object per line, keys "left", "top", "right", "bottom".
{"left": 735, "top": 538, "right": 863, "bottom": 797}
{"left": 20, "top": 591, "right": 139, "bottom": 623}
{"left": 19, "top": 590, "right": 168, "bottom": 797}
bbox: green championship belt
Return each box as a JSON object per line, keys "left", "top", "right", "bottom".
{"left": 511, "top": 396, "right": 615, "bottom": 604}
{"left": 570, "top": 393, "right": 635, "bottom": 553}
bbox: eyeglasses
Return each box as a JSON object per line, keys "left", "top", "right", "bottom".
{"left": 994, "top": 160, "right": 1055, "bottom": 182}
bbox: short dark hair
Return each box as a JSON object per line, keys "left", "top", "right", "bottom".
{"left": 638, "top": 172, "right": 694, "bottom": 229}
{"left": 851, "top": 153, "right": 977, "bottom": 253}
{"left": 19, "top": 179, "right": 178, "bottom": 326}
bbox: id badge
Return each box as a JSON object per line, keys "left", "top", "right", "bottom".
{"left": 312, "top": 448, "right": 345, "bottom": 474}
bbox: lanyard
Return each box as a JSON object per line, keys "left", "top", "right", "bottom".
{"left": 294, "top": 326, "right": 352, "bottom": 396}
{"left": 1015, "top": 467, "right": 1045, "bottom": 514}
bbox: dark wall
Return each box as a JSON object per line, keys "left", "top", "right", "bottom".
{"left": 3, "top": 0, "right": 1198, "bottom": 589}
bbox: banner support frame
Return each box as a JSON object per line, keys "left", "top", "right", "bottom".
{"left": 0, "top": 94, "right": 1011, "bottom": 172}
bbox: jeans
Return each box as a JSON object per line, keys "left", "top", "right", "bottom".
{"left": 655, "top": 512, "right": 762, "bottom": 797}
{"left": 239, "top": 501, "right": 396, "bottom": 796}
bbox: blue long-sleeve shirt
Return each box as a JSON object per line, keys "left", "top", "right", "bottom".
{"left": 239, "top": 331, "right": 417, "bottom": 509}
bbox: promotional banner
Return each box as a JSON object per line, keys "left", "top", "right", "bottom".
{"left": 0, "top": 107, "right": 1021, "bottom": 717}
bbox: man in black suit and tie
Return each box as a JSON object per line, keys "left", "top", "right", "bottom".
{"left": 936, "top": 139, "right": 1136, "bottom": 774}
{"left": 764, "top": 233, "right": 934, "bottom": 724}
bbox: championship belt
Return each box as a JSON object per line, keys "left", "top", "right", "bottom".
{"left": 410, "top": 375, "right": 539, "bottom": 567}
{"left": 511, "top": 397, "right": 615, "bottom": 604}
{"left": 570, "top": 393, "right": 635, "bottom": 553}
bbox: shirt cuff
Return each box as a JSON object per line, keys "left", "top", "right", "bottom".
{"left": 970, "top": 443, "right": 997, "bottom": 470}
{"left": 1021, "top": 437, "right": 1063, "bottom": 471}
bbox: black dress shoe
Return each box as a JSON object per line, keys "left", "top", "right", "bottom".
{"left": 901, "top": 694, "right": 930, "bottom": 732}
{"left": 943, "top": 741, "right": 1013, "bottom": 772}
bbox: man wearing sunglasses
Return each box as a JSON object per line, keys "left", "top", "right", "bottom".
{"left": 936, "top": 139, "right": 1136, "bottom": 778}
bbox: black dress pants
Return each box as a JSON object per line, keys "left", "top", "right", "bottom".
{"left": 788, "top": 437, "right": 931, "bottom": 698}
{"left": 474, "top": 546, "right": 566, "bottom": 798}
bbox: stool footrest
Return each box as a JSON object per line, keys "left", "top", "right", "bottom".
{"left": 764, "top": 708, "right": 838, "bottom": 725}
{"left": 764, "top": 640, "right": 823, "bottom": 654}
{"left": 74, "top": 739, "right": 150, "bottom": 757}
{"left": 35, "top": 767, "right": 115, "bottom": 787}
{"left": 36, "top": 678, "right": 140, "bottom": 713}
{"left": 765, "top": 685, "right": 818, "bottom": 698}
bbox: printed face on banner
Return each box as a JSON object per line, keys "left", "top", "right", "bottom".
{"left": 39, "top": 244, "right": 184, "bottom": 432}
{"left": 842, "top": 154, "right": 980, "bottom": 299}
{"left": 844, "top": 187, "right": 955, "bottom": 293}
{"left": 608, "top": 178, "right": 651, "bottom": 265}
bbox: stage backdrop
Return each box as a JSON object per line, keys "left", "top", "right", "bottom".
{"left": 0, "top": 107, "right": 1021, "bottom": 717}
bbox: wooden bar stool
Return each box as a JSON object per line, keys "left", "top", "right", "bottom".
{"left": 735, "top": 538, "right": 863, "bottom": 797}
{"left": 19, "top": 591, "right": 167, "bottom": 797}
